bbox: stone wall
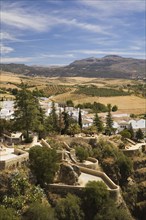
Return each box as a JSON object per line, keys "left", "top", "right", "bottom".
{"left": 48, "top": 166, "right": 120, "bottom": 201}
{"left": 0, "top": 149, "right": 29, "bottom": 170}
{"left": 77, "top": 157, "right": 99, "bottom": 170}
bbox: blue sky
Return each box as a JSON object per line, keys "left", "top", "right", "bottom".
{"left": 1, "top": 0, "right": 146, "bottom": 65}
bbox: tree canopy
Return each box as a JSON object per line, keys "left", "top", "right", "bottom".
{"left": 13, "top": 82, "right": 44, "bottom": 139}
{"left": 29, "top": 146, "right": 59, "bottom": 186}
{"left": 55, "top": 193, "right": 84, "bottom": 220}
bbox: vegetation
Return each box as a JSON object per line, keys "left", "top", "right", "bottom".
{"left": 75, "top": 102, "right": 108, "bottom": 112}
{"left": 135, "top": 128, "right": 144, "bottom": 141}
{"left": 93, "top": 112, "right": 104, "bottom": 133}
{"left": 0, "top": 206, "right": 20, "bottom": 220}
{"left": 43, "top": 85, "right": 70, "bottom": 96}
{"left": 105, "top": 104, "right": 114, "bottom": 135}
{"left": 0, "top": 171, "right": 46, "bottom": 216}
{"left": 112, "top": 105, "right": 118, "bottom": 112}
{"left": 23, "top": 202, "right": 56, "bottom": 220}
{"left": 75, "top": 85, "right": 129, "bottom": 97}
{"left": 45, "top": 102, "right": 59, "bottom": 133}
{"left": 83, "top": 181, "right": 131, "bottom": 220}
{"left": 120, "top": 129, "right": 131, "bottom": 139}
{"left": 13, "top": 83, "right": 45, "bottom": 140}
{"left": 91, "top": 136, "right": 133, "bottom": 185}
{"left": 66, "top": 100, "right": 74, "bottom": 107}
{"left": 75, "top": 146, "right": 89, "bottom": 162}
{"left": 78, "top": 109, "right": 82, "bottom": 129}
{"left": 55, "top": 194, "right": 84, "bottom": 220}
{"left": 29, "top": 146, "right": 59, "bottom": 186}
{"left": 67, "top": 123, "right": 81, "bottom": 136}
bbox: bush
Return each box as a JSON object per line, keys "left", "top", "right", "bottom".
{"left": 25, "top": 136, "right": 33, "bottom": 143}
{"left": 75, "top": 146, "right": 89, "bottom": 162}
{"left": 23, "top": 202, "right": 55, "bottom": 220}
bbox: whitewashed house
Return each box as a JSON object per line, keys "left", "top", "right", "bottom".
{"left": 129, "top": 119, "right": 146, "bottom": 135}
{"left": 82, "top": 118, "right": 93, "bottom": 128}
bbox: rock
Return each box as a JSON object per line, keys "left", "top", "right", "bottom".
{"left": 58, "top": 163, "right": 81, "bottom": 185}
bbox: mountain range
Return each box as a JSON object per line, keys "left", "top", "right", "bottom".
{"left": 0, "top": 55, "right": 145, "bottom": 79}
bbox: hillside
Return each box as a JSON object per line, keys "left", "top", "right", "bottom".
{"left": 0, "top": 55, "right": 145, "bottom": 79}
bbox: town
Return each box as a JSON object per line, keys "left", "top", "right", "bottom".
{"left": 0, "top": 83, "right": 145, "bottom": 220}
{"left": 1, "top": 0, "right": 146, "bottom": 219}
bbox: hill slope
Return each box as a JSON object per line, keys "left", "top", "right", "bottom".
{"left": 0, "top": 55, "right": 145, "bottom": 79}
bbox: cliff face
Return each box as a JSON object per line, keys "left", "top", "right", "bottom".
{"left": 1, "top": 55, "right": 145, "bottom": 79}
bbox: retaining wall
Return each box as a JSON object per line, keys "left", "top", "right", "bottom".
{"left": 48, "top": 166, "right": 120, "bottom": 200}
{"left": 77, "top": 157, "right": 99, "bottom": 170}
{"left": 0, "top": 149, "right": 29, "bottom": 170}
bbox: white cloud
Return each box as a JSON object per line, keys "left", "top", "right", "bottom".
{"left": 40, "top": 53, "right": 75, "bottom": 58}
{"left": 68, "top": 49, "right": 145, "bottom": 58}
{"left": 0, "top": 44, "right": 14, "bottom": 54}
{"left": 0, "top": 32, "right": 16, "bottom": 41}
{"left": 1, "top": 57, "right": 32, "bottom": 63}
{"left": 80, "top": 0, "right": 146, "bottom": 16}
{"left": 1, "top": 10, "right": 49, "bottom": 32}
{"left": 1, "top": 2, "right": 111, "bottom": 35}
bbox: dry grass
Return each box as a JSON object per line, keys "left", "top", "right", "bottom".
{"left": 53, "top": 94, "right": 145, "bottom": 114}
{"left": 0, "top": 72, "right": 145, "bottom": 114}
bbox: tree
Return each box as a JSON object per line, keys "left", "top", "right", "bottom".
{"left": 93, "top": 112, "right": 103, "bottom": 132}
{"left": 13, "top": 83, "right": 44, "bottom": 140}
{"left": 83, "top": 125, "right": 97, "bottom": 136}
{"left": 0, "top": 119, "right": 13, "bottom": 135}
{"left": 46, "top": 101, "right": 59, "bottom": 133}
{"left": 120, "top": 129, "right": 131, "bottom": 139}
{"left": 83, "top": 181, "right": 109, "bottom": 220}
{"left": 78, "top": 109, "right": 82, "bottom": 129}
{"left": 67, "top": 123, "right": 80, "bottom": 136}
{"left": 62, "top": 108, "right": 70, "bottom": 134}
{"left": 105, "top": 104, "right": 113, "bottom": 135}
{"left": 135, "top": 128, "right": 144, "bottom": 141}
{"left": 66, "top": 100, "right": 74, "bottom": 107}
{"left": 2, "top": 172, "right": 45, "bottom": 214}
{"left": 55, "top": 193, "right": 84, "bottom": 220}
{"left": 23, "top": 202, "right": 56, "bottom": 220}
{"left": 58, "top": 108, "right": 65, "bottom": 134}
{"left": 75, "top": 146, "right": 89, "bottom": 162}
{"left": 112, "top": 105, "right": 118, "bottom": 112}
{"left": 0, "top": 206, "right": 20, "bottom": 220}
{"left": 117, "top": 154, "right": 133, "bottom": 185}
{"left": 29, "top": 146, "right": 59, "bottom": 186}
{"left": 128, "top": 123, "right": 134, "bottom": 140}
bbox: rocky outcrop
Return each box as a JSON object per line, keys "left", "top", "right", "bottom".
{"left": 58, "top": 163, "right": 81, "bottom": 185}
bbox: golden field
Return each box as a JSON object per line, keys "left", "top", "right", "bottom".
{"left": 0, "top": 71, "right": 145, "bottom": 114}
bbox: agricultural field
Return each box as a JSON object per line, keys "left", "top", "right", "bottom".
{"left": 0, "top": 71, "right": 145, "bottom": 114}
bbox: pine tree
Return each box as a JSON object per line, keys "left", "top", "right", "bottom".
{"left": 136, "top": 128, "right": 144, "bottom": 141}
{"left": 128, "top": 123, "right": 134, "bottom": 140}
{"left": 13, "top": 83, "right": 43, "bottom": 139}
{"left": 46, "top": 102, "right": 59, "bottom": 133}
{"left": 105, "top": 104, "right": 113, "bottom": 135}
{"left": 78, "top": 109, "right": 82, "bottom": 129}
{"left": 93, "top": 112, "right": 103, "bottom": 133}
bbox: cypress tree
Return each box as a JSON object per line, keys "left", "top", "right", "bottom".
{"left": 62, "top": 107, "right": 70, "bottom": 134}
{"left": 105, "top": 104, "right": 113, "bottom": 135}
{"left": 78, "top": 109, "right": 82, "bottom": 129}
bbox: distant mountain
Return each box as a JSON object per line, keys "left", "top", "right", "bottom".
{"left": 0, "top": 55, "right": 145, "bottom": 79}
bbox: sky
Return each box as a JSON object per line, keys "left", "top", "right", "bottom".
{"left": 1, "top": 0, "right": 146, "bottom": 66}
